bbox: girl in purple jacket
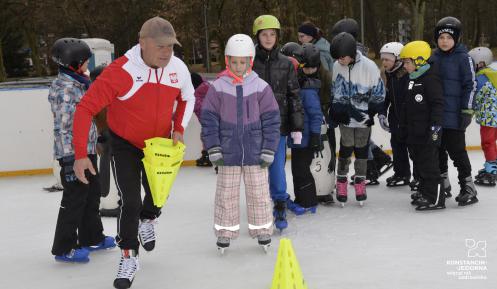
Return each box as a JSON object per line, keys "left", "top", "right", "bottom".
{"left": 200, "top": 34, "right": 281, "bottom": 254}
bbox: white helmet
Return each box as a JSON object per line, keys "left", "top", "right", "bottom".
{"left": 225, "top": 34, "right": 255, "bottom": 58}
{"left": 380, "top": 42, "right": 404, "bottom": 58}
{"left": 468, "top": 47, "right": 493, "bottom": 67}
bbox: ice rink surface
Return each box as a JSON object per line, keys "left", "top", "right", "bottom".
{"left": 0, "top": 151, "right": 495, "bottom": 289}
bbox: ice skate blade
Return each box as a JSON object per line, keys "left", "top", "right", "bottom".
{"left": 260, "top": 244, "right": 270, "bottom": 253}
{"left": 359, "top": 201, "right": 364, "bottom": 207}
{"left": 386, "top": 182, "right": 409, "bottom": 187}
{"left": 415, "top": 205, "right": 446, "bottom": 211}
{"left": 340, "top": 202, "right": 345, "bottom": 208}
{"left": 217, "top": 247, "right": 226, "bottom": 255}
{"left": 474, "top": 180, "right": 496, "bottom": 187}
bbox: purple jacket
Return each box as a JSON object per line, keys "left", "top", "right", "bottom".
{"left": 200, "top": 71, "right": 280, "bottom": 166}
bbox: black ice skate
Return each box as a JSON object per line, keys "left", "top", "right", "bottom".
{"left": 409, "top": 178, "right": 419, "bottom": 191}
{"left": 257, "top": 234, "right": 271, "bottom": 253}
{"left": 317, "top": 193, "right": 335, "bottom": 205}
{"left": 475, "top": 171, "right": 497, "bottom": 186}
{"left": 474, "top": 161, "right": 497, "bottom": 187}
{"left": 410, "top": 192, "right": 422, "bottom": 206}
{"left": 386, "top": 174, "right": 410, "bottom": 187}
{"left": 217, "top": 236, "right": 230, "bottom": 255}
{"left": 455, "top": 177, "right": 479, "bottom": 206}
{"left": 415, "top": 196, "right": 446, "bottom": 211}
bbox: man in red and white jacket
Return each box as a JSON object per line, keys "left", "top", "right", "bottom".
{"left": 72, "top": 17, "right": 194, "bottom": 289}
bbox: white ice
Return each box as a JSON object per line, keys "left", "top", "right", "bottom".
{"left": 0, "top": 151, "right": 495, "bottom": 289}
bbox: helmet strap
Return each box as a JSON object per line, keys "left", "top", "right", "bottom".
{"left": 225, "top": 56, "right": 253, "bottom": 83}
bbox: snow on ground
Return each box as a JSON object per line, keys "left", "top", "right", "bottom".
{"left": 0, "top": 151, "right": 495, "bottom": 289}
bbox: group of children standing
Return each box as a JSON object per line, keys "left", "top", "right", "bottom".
{"left": 199, "top": 15, "right": 496, "bottom": 252}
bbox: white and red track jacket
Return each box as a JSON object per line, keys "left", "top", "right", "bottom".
{"left": 73, "top": 44, "right": 195, "bottom": 159}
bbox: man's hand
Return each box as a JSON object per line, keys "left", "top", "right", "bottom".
{"left": 73, "top": 157, "right": 96, "bottom": 184}
{"left": 172, "top": 131, "right": 184, "bottom": 146}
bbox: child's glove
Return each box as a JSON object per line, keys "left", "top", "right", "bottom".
{"left": 291, "top": 131, "right": 303, "bottom": 145}
{"left": 61, "top": 155, "right": 78, "bottom": 182}
{"left": 310, "top": 133, "right": 324, "bottom": 158}
{"left": 429, "top": 125, "right": 442, "bottom": 147}
{"left": 260, "top": 149, "right": 275, "bottom": 168}
{"left": 208, "top": 147, "right": 224, "bottom": 166}
{"left": 459, "top": 109, "right": 474, "bottom": 131}
{"left": 378, "top": 114, "right": 390, "bottom": 132}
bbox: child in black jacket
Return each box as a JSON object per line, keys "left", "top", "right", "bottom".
{"left": 399, "top": 41, "right": 445, "bottom": 211}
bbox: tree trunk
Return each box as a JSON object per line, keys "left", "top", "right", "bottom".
{"left": 411, "top": 0, "right": 426, "bottom": 40}
{"left": 23, "top": 26, "right": 43, "bottom": 77}
{"left": 364, "top": 0, "right": 380, "bottom": 57}
{"left": 0, "top": 41, "right": 6, "bottom": 82}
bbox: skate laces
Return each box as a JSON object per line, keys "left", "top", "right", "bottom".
{"left": 484, "top": 161, "right": 497, "bottom": 173}
{"left": 217, "top": 236, "right": 230, "bottom": 245}
{"left": 116, "top": 255, "right": 139, "bottom": 280}
{"left": 354, "top": 180, "right": 366, "bottom": 196}
{"left": 139, "top": 219, "right": 157, "bottom": 244}
{"left": 336, "top": 179, "right": 348, "bottom": 197}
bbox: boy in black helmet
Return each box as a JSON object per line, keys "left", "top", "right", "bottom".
{"left": 431, "top": 16, "right": 479, "bottom": 206}
{"left": 329, "top": 32, "right": 385, "bottom": 207}
{"left": 48, "top": 38, "right": 115, "bottom": 263}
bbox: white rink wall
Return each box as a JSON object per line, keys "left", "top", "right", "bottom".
{"left": 0, "top": 87, "right": 483, "bottom": 172}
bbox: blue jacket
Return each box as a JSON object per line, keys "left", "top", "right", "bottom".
{"left": 431, "top": 44, "right": 476, "bottom": 129}
{"left": 288, "top": 77, "right": 323, "bottom": 148}
{"left": 200, "top": 71, "right": 281, "bottom": 166}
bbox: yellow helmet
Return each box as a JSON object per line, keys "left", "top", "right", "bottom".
{"left": 400, "top": 41, "right": 432, "bottom": 67}
{"left": 252, "top": 15, "right": 281, "bottom": 36}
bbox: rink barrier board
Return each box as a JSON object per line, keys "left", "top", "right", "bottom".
{"left": 0, "top": 146, "right": 484, "bottom": 177}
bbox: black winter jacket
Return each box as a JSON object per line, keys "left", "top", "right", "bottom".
{"left": 400, "top": 63, "right": 444, "bottom": 145}
{"left": 383, "top": 66, "right": 410, "bottom": 137}
{"left": 253, "top": 44, "right": 304, "bottom": 135}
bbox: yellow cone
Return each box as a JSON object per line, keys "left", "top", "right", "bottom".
{"left": 271, "top": 238, "right": 309, "bottom": 289}
{"left": 142, "top": 137, "right": 185, "bottom": 207}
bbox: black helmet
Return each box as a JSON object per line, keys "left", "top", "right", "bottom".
{"left": 281, "top": 42, "right": 305, "bottom": 63}
{"left": 330, "top": 32, "right": 357, "bottom": 60}
{"left": 301, "top": 43, "right": 321, "bottom": 68}
{"left": 90, "top": 64, "right": 107, "bottom": 82}
{"left": 330, "top": 18, "right": 359, "bottom": 40}
{"left": 434, "top": 16, "right": 462, "bottom": 43}
{"left": 51, "top": 38, "right": 92, "bottom": 70}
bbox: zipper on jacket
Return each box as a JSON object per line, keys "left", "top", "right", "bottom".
{"left": 154, "top": 68, "right": 160, "bottom": 135}
{"left": 238, "top": 86, "right": 245, "bottom": 165}
{"left": 265, "top": 53, "right": 271, "bottom": 84}
{"left": 391, "top": 75, "right": 399, "bottom": 125}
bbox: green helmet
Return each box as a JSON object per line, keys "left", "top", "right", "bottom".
{"left": 252, "top": 15, "right": 281, "bottom": 36}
